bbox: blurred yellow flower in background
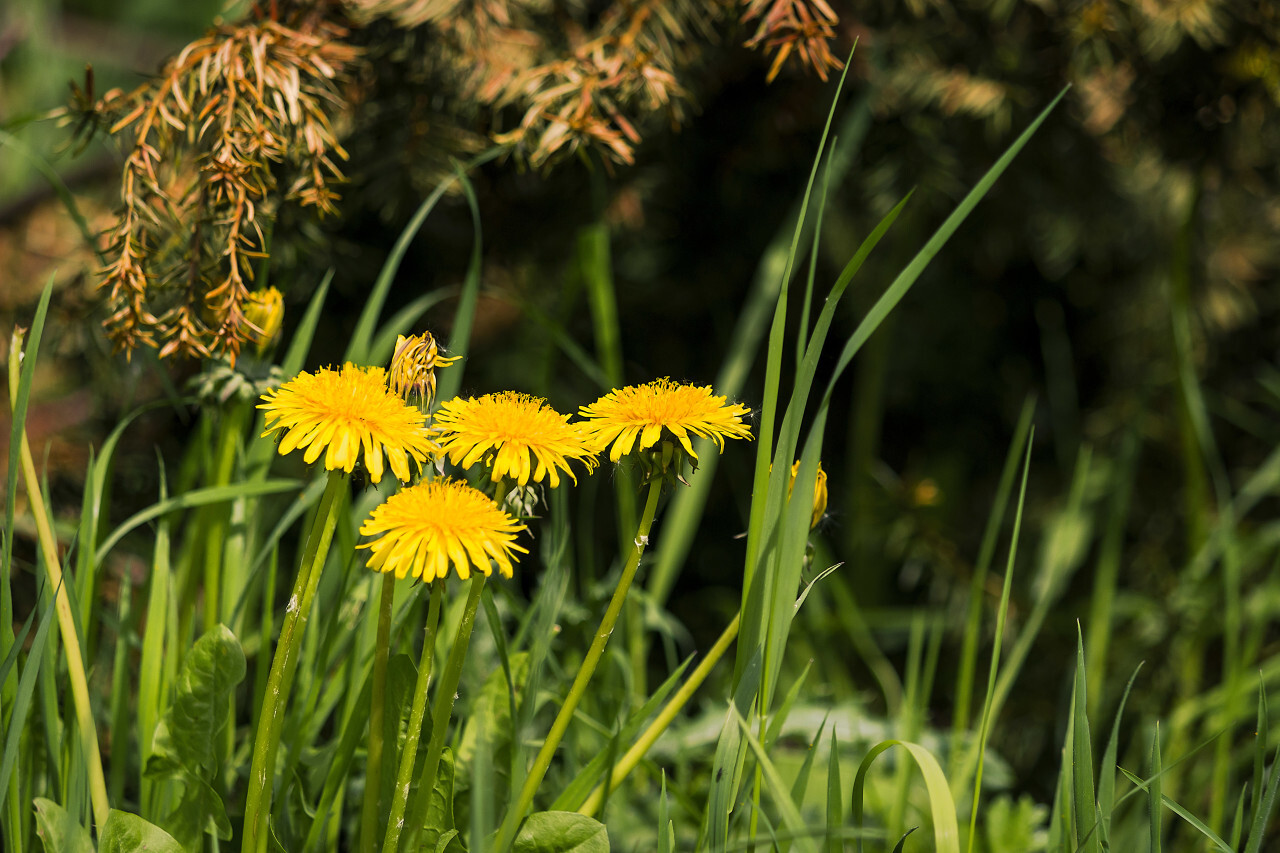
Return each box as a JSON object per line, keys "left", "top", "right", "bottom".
{"left": 259, "top": 364, "right": 438, "bottom": 483}
{"left": 243, "top": 287, "right": 285, "bottom": 353}
{"left": 578, "top": 378, "right": 752, "bottom": 463}
{"left": 358, "top": 478, "right": 528, "bottom": 581}
{"left": 434, "top": 391, "right": 598, "bottom": 488}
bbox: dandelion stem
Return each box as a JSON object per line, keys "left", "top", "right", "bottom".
{"left": 360, "top": 571, "right": 398, "bottom": 853}
{"left": 8, "top": 333, "right": 110, "bottom": 832}
{"left": 378, "top": 579, "right": 443, "bottom": 853}
{"left": 242, "top": 468, "right": 347, "bottom": 853}
{"left": 385, "top": 575, "right": 479, "bottom": 853}
{"left": 494, "top": 478, "right": 664, "bottom": 852}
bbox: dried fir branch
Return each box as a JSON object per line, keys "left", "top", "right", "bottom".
{"left": 74, "top": 10, "right": 360, "bottom": 362}
{"left": 742, "top": 0, "right": 844, "bottom": 83}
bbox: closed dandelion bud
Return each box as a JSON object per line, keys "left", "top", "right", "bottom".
{"left": 789, "top": 460, "right": 828, "bottom": 530}
{"left": 244, "top": 287, "right": 284, "bottom": 354}
{"left": 389, "top": 332, "right": 460, "bottom": 407}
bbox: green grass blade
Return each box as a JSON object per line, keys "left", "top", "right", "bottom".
{"left": 94, "top": 479, "right": 300, "bottom": 566}
{"left": 1243, "top": 744, "right": 1280, "bottom": 853}
{"left": 344, "top": 148, "right": 502, "bottom": 366}
{"left": 1149, "top": 723, "right": 1163, "bottom": 853}
{"left": 851, "top": 740, "right": 960, "bottom": 853}
{"left": 1095, "top": 663, "right": 1143, "bottom": 847}
{"left": 788, "top": 716, "right": 827, "bottom": 812}
{"left": 825, "top": 730, "right": 843, "bottom": 853}
{"left": 281, "top": 271, "right": 333, "bottom": 378}
{"left": 734, "top": 707, "right": 818, "bottom": 853}
{"left": 658, "top": 772, "right": 674, "bottom": 853}
{"left": 766, "top": 660, "right": 814, "bottom": 747}
{"left": 960, "top": 429, "right": 1034, "bottom": 850}
{"left": 1071, "top": 629, "right": 1098, "bottom": 853}
{"left": 953, "top": 401, "right": 1036, "bottom": 742}
{"left": 137, "top": 461, "right": 173, "bottom": 815}
{"left": 741, "top": 47, "right": 857, "bottom": 604}
{"left": 1084, "top": 423, "right": 1140, "bottom": 719}
{"left": 0, "top": 586, "right": 60, "bottom": 810}
{"left": 433, "top": 164, "right": 485, "bottom": 407}
{"left": 646, "top": 94, "right": 873, "bottom": 615}
{"left": 701, "top": 650, "right": 761, "bottom": 852}
{"left": 367, "top": 288, "right": 456, "bottom": 368}
{"left": 1121, "top": 765, "right": 1233, "bottom": 853}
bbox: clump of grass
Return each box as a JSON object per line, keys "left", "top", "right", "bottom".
{"left": 5, "top": 52, "right": 1279, "bottom": 853}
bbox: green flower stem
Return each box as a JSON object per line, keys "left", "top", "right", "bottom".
{"left": 9, "top": 379, "right": 111, "bottom": 831}
{"left": 242, "top": 469, "right": 348, "bottom": 853}
{"left": 378, "top": 578, "right": 443, "bottom": 853}
{"left": 578, "top": 611, "right": 741, "bottom": 817}
{"left": 360, "top": 571, "right": 399, "bottom": 853}
{"left": 384, "top": 575, "right": 480, "bottom": 853}
{"left": 494, "top": 478, "right": 664, "bottom": 853}
{"left": 204, "top": 400, "right": 247, "bottom": 632}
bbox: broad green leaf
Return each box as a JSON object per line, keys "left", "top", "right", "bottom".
{"left": 33, "top": 798, "right": 94, "bottom": 853}
{"left": 159, "top": 774, "right": 234, "bottom": 850}
{"left": 148, "top": 625, "right": 246, "bottom": 775}
{"left": 97, "top": 810, "right": 184, "bottom": 853}
{"left": 422, "top": 748, "right": 464, "bottom": 853}
{"left": 513, "top": 811, "right": 610, "bottom": 853}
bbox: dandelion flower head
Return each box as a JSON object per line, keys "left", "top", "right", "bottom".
{"left": 259, "top": 363, "right": 438, "bottom": 483}
{"left": 359, "top": 478, "right": 528, "bottom": 581}
{"left": 433, "top": 391, "right": 598, "bottom": 488}
{"left": 578, "top": 378, "right": 753, "bottom": 463}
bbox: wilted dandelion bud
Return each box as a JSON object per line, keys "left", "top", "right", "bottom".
{"left": 389, "top": 332, "right": 460, "bottom": 407}
{"left": 789, "top": 460, "right": 828, "bottom": 530}
{"left": 244, "top": 287, "right": 284, "bottom": 354}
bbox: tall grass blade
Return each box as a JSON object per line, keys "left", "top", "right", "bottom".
{"left": 344, "top": 148, "right": 502, "bottom": 365}
{"left": 960, "top": 430, "right": 1034, "bottom": 841}
{"left": 949, "top": 397, "right": 1035, "bottom": 751}
{"left": 434, "top": 165, "right": 485, "bottom": 406}
{"left": 1242, "top": 745, "right": 1280, "bottom": 853}
{"left": 1121, "top": 766, "right": 1233, "bottom": 853}
{"left": 0, "top": 588, "right": 60, "bottom": 813}
{"left": 94, "top": 480, "right": 300, "bottom": 565}
{"left": 646, "top": 95, "right": 873, "bottom": 613}
{"left": 1071, "top": 629, "right": 1098, "bottom": 853}
{"left": 1095, "top": 663, "right": 1143, "bottom": 848}
{"left": 1249, "top": 683, "right": 1269, "bottom": 836}
{"left": 701, "top": 650, "right": 761, "bottom": 852}
{"left": 825, "top": 730, "right": 843, "bottom": 853}
{"left": 734, "top": 707, "right": 819, "bottom": 853}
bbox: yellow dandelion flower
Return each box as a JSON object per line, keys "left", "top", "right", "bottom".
{"left": 358, "top": 478, "right": 528, "bottom": 581}
{"left": 788, "top": 460, "right": 828, "bottom": 530}
{"left": 388, "top": 332, "right": 460, "bottom": 406}
{"left": 433, "top": 391, "right": 599, "bottom": 488}
{"left": 578, "top": 378, "right": 753, "bottom": 463}
{"left": 259, "top": 364, "right": 438, "bottom": 484}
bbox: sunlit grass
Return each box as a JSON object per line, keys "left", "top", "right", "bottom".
{"left": 3, "top": 72, "right": 1279, "bottom": 853}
